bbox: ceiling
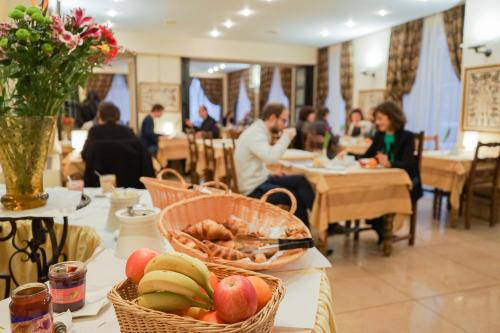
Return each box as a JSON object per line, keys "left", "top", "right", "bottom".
{"left": 50, "top": 0, "right": 461, "bottom": 46}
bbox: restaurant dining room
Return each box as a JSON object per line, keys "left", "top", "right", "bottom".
{"left": 1, "top": 0, "right": 500, "bottom": 332}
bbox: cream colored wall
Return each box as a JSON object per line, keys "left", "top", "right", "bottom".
{"left": 116, "top": 31, "right": 317, "bottom": 66}
{"left": 352, "top": 29, "right": 391, "bottom": 108}
{"left": 461, "top": 0, "right": 500, "bottom": 143}
{"left": 1, "top": 0, "right": 8, "bottom": 21}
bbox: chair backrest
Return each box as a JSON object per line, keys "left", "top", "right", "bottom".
{"left": 469, "top": 142, "right": 500, "bottom": 189}
{"left": 222, "top": 143, "right": 239, "bottom": 193}
{"left": 304, "top": 133, "right": 325, "bottom": 152}
{"left": 423, "top": 135, "right": 439, "bottom": 150}
{"left": 202, "top": 132, "right": 216, "bottom": 181}
{"left": 226, "top": 128, "right": 242, "bottom": 140}
{"left": 186, "top": 129, "right": 198, "bottom": 166}
{"left": 414, "top": 131, "right": 424, "bottom": 170}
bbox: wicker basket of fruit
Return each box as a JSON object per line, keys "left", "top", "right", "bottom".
{"left": 141, "top": 168, "right": 229, "bottom": 209}
{"left": 158, "top": 188, "right": 313, "bottom": 271}
{"left": 108, "top": 251, "right": 284, "bottom": 333}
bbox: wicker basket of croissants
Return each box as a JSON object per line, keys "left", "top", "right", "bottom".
{"left": 141, "top": 168, "right": 228, "bottom": 210}
{"left": 158, "top": 188, "right": 312, "bottom": 271}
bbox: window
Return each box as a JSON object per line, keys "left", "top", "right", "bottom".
{"left": 189, "top": 78, "right": 221, "bottom": 125}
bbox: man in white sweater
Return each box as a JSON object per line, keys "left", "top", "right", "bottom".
{"left": 235, "top": 103, "right": 315, "bottom": 226}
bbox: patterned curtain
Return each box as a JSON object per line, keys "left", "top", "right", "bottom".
{"left": 259, "top": 65, "right": 274, "bottom": 110}
{"left": 227, "top": 69, "right": 254, "bottom": 115}
{"left": 316, "top": 47, "right": 329, "bottom": 107}
{"left": 86, "top": 74, "right": 114, "bottom": 101}
{"left": 385, "top": 19, "right": 424, "bottom": 105}
{"left": 340, "top": 41, "right": 353, "bottom": 112}
{"left": 443, "top": 5, "right": 465, "bottom": 79}
{"left": 200, "top": 78, "right": 223, "bottom": 106}
{"left": 280, "top": 67, "right": 293, "bottom": 106}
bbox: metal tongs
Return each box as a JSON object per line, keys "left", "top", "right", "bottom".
{"left": 235, "top": 235, "right": 315, "bottom": 255}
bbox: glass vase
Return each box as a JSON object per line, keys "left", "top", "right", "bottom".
{"left": 0, "top": 116, "right": 57, "bottom": 211}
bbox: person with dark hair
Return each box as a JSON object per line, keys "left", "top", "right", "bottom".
{"left": 310, "top": 107, "right": 339, "bottom": 158}
{"left": 185, "top": 105, "right": 220, "bottom": 138}
{"left": 347, "top": 108, "right": 363, "bottom": 137}
{"left": 82, "top": 102, "right": 155, "bottom": 188}
{"left": 140, "top": 104, "right": 164, "bottom": 155}
{"left": 292, "top": 105, "right": 316, "bottom": 149}
{"left": 235, "top": 103, "right": 315, "bottom": 226}
{"left": 361, "top": 101, "right": 423, "bottom": 243}
{"left": 76, "top": 91, "right": 100, "bottom": 128}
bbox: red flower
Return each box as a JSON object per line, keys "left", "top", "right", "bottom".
{"left": 106, "top": 45, "right": 119, "bottom": 63}
{"left": 72, "top": 8, "right": 93, "bottom": 29}
{"left": 99, "top": 25, "right": 117, "bottom": 46}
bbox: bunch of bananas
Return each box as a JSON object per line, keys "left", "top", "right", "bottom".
{"left": 136, "top": 252, "right": 214, "bottom": 312}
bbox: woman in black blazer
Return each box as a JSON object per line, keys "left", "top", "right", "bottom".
{"left": 361, "top": 101, "right": 423, "bottom": 243}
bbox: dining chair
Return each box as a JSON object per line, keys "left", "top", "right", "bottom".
{"left": 422, "top": 134, "right": 445, "bottom": 218}
{"left": 186, "top": 129, "right": 200, "bottom": 184}
{"left": 423, "top": 135, "right": 440, "bottom": 150}
{"left": 201, "top": 131, "right": 216, "bottom": 182}
{"left": 304, "top": 134, "right": 325, "bottom": 152}
{"left": 221, "top": 142, "right": 239, "bottom": 193}
{"left": 462, "top": 142, "right": 500, "bottom": 229}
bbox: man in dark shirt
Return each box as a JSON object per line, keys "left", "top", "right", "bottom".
{"left": 185, "top": 105, "right": 220, "bottom": 138}
{"left": 140, "top": 104, "right": 164, "bottom": 154}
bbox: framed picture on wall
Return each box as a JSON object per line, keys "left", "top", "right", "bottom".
{"left": 358, "top": 89, "right": 385, "bottom": 116}
{"left": 138, "top": 82, "right": 181, "bottom": 113}
{"left": 461, "top": 64, "right": 500, "bottom": 133}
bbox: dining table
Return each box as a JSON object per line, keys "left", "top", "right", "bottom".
{"left": 279, "top": 159, "right": 413, "bottom": 256}
{"left": 421, "top": 149, "right": 475, "bottom": 226}
{"left": 338, "top": 136, "right": 371, "bottom": 156}
{"left": 0, "top": 187, "right": 337, "bottom": 333}
{"left": 157, "top": 136, "right": 190, "bottom": 167}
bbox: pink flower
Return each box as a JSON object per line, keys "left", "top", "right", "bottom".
{"left": 72, "top": 8, "right": 93, "bottom": 29}
{"left": 52, "top": 16, "right": 65, "bottom": 37}
{"left": 81, "top": 24, "right": 101, "bottom": 39}
{"left": 0, "top": 23, "right": 12, "bottom": 37}
{"left": 58, "top": 31, "right": 82, "bottom": 54}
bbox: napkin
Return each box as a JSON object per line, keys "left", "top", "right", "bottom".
{"left": 71, "top": 288, "right": 110, "bottom": 318}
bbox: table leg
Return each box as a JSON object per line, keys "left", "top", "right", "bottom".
{"left": 318, "top": 230, "right": 328, "bottom": 255}
{"left": 382, "top": 215, "right": 393, "bottom": 257}
{"left": 449, "top": 209, "right": 458, "bottom": 228}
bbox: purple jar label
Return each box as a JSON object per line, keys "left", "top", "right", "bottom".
{"left": 11, "top": 311, "right": 53, "bottom": 333}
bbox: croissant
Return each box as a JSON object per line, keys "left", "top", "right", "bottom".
{"left": 183, "top": 219, "right": 233, "bottom": 241}
{"left": 223, "top": 217, "right": 249, "bottom": 236}
{"left": 202, "top": 241, "right": 249, "bottom": 261}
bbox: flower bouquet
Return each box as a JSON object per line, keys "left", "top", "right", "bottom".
{"left": 0, "top": 1, "right": 118, "bottom": 210}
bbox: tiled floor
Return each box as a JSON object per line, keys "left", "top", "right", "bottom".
{"left": 326, "top": 195, "right": 500, "bottom": 333}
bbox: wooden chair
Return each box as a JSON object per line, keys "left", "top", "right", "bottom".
{"left": 186, "top": 129, "right": 200, "bottom": 184}
{"left": 304, "top": 134, "right": 325, "bottom": 152}
{"left": 201, "top": 132, "right": 216, "bottom": 182}
{"left": 462, "top": 142, "right": 500, "bottom": 229}
{"left": 221, "top": 143, "right": 239, "bottom": 193}
{"left": 423, "top": 135, "right": 440, "bottom": 150}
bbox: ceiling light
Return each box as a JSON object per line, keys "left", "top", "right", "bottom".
{"left": 208, "top": 68, "right": 214, "bottom": 74}
{"left": 320, "top": 29, "right": 330, "bottom": 37}
{"left": 213, "top": 66, "right": 220, "bottom": 72}
{"left": 106, "top": 9, "right": 118, "bottom": 17}
{"left": 220, "top": 64, "right": 226, "bottom": 69}
{"left": 223, "top": 19, "right": 234, "bottom": 29}
{"left": 376, "top": 9, "right": 390, "bottom": 17}
{"left": 239, "top": 7, "right": 254, "bottom": 17}
{"left": 345, "top": 19, "right": 356, "bottom": 28}
{"left": 105, "top": 20, "right": 114, "bottom": 28}
{"left": 209, "top": 29, "right": 221, "bottom": 38}
{"left": 111, "top": 0, "right": 122, "bottom": 2}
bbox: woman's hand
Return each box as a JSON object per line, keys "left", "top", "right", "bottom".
{"left": 376, "top": 152, "right": 392, "bottom": 168}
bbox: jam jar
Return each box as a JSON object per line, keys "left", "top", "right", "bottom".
{"left": 48, "top": 261, "right": 87, "bottom": 313}
{"left": 10, "top": 282, "right": 53, "bottom": 333}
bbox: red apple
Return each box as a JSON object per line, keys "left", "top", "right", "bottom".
{"left": 125, "top": 248, "right": 158, "bottom": 284}
{"left": 199, "top": 311, "right": 226, "bottom": 324}
{"left": 209, "top": 271, "right": 219, "bottom": 291}
{"left": 214, "top": 275, "right": 258, "bottom": 323}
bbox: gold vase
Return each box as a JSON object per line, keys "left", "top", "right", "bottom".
{"left": 0, "top": 116, "right": 57, "bottom": 211}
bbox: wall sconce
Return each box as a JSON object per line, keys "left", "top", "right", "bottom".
{"left": 468, "top": 44, "right": 492, "bottom": 57}
{"left": 361, "top": 70, "right": 376, "bottom": 78}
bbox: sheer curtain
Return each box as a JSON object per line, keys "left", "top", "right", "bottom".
{"left": 189, "top": 78, "right": 221, "bottom": 125}
{"left": 104, "top": 74, "right": 130, "bottom": 125}
{"left": 236, "top": 76, "right": 252, "bottom": 123}
{"left": 403, "top": 14, "right": 461, "bottom": 149}
{"left": 324, "top": 45, "right": 346, "bottom": 134}
{"left": 266, "top": 66, "right": 289, "bottom": 108}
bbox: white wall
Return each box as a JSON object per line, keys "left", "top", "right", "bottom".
{"left": 116, "top": 32, "right": 316, "bottom": 66}
{"left": 461, "top": 0, "right": 500, "bottom": 142}
{"left": 352, "top": 29, "right": 391, "bottom": 108}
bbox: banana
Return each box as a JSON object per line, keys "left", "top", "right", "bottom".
{"left": 144, "top": 252, "right": 214, "bottom": 297}
{"left": 138, "top": 270, "right": 212, "bottom": 304}
{"left": 136, "top": 292, "right": 210, "bottom": 312}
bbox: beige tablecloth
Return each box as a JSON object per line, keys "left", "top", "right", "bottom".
{"left": 283, "top": 164, "right": 413, "bottom": 241}
{"left": 157, "top": 137, "right": 190, "bottom": 167}
{"left": 338, "top": 136, "right": 371, "bottom": 156}
{"left": 196, "top": 139, "right": 233, "bottom": 180}
{"left": 421, "top": 151, "right": 474, "bottom": 209}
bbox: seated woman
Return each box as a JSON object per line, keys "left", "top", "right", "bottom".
{"left": 361, "top": 101, "right": 423, "bottom": 243}
{"left": 346, "top": 108, "right": 372, "bottom": 137}
{"left": 292, "top": 106, "right": 315, "bottom": 149}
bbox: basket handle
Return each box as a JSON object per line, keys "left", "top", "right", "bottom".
{"left": 260, "top": 188, "right": 297, "bottom": 215}
{"left": 170, "top": 230, "right": 214, "bottom": 258}
{"left": 157, "top": 168, "right": 186, "bottom": 185}
{"left": 201, "top": 181, "right": 230, "bottom": 193}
